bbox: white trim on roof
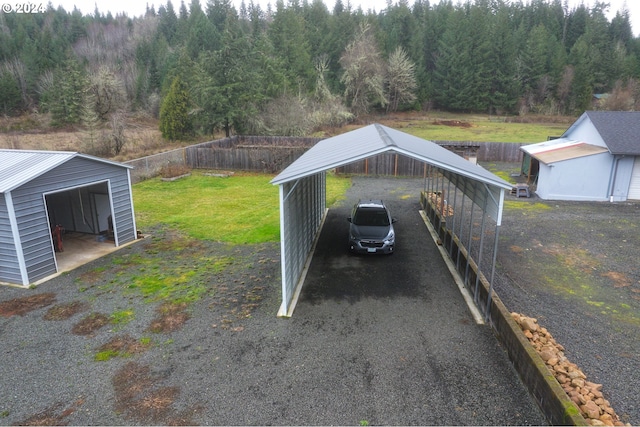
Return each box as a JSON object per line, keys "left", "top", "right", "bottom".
{"left": 0, "top": 149, "right": 133, "bottom": 193}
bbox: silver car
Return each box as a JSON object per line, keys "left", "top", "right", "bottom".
{"left": 347, "top": 199, "right": 396, "bottom": 254}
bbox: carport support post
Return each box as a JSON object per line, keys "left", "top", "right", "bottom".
{"left": 427, "top": 165, "right": 435, "bottom": 223}
{"left": 456, "top": 185, "right": 466, "bottom": 272}
{"left": 473, "top": 194, "right": 489, "bottom": 304}
{"left": 446, "top": 176, "right": 453, "bottom": 252}
{"left": 436, "top": 169, "right": 444, "bottom": 232}
{"left": 464, "top": 202, "right": 475, "bottom": 294}
{"left": 485, "top": 223, "right": 501, "bottom": 323}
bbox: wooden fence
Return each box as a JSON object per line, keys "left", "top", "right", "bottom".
{"left": 126, "top": 135, "right": 526, "bottom": 182}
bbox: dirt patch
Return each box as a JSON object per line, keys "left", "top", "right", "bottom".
{"left": 0, "top": 293, "right": 56, "bottom": 317}
{"left": 432, "top": 119, "right": 473, "bottom": 128}
{"left": 540, "top": 242, "right": 600, "bottom": 273}
{"left": 209, "top": 281, "right": 268, "bottom": 330}
{"left": 112, "top": 362, "right": 201, "bottom": 425}
{"left": 71, "top": 312, "right": 110, "bottom": 336}
{"left": 43, "top": 301, "right": 89, "bottom": 320}
{"left": 147, "top": 302, "right": 190, "bottom": 333}
{"left": 12, "top": 399, "right": 84, "bottom": 426}
{"left": 96, "top": 334, "right": 151, "bottom": 358}
{"left": 600, "top": 271, "right": 632, "bottom": 288}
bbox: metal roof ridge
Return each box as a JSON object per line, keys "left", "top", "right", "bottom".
{"left": 374, "top": 123, "right": 397, "bottom": 147}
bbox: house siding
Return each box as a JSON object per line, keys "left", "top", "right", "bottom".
{"left": 536, "top": 153, "right": 611, "bottom": 201}
{"left": 563, "top": 114, "right": 608, "bottom": 148}
{"left": 7, "top": 156, "right": 135, "bottom": 284}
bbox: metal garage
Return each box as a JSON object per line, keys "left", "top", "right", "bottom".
{"left": 0, "top": 149, "right": 137, "bottom": 287}
{"left": 271, "top": 124, "right": 513, "bottom": 317}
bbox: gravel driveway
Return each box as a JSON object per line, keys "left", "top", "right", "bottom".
{"left": 0, "top": 170, "right": 637, "bottom": 425}
{"left": 489, "top": 164, "right": 640, "bottom": 425}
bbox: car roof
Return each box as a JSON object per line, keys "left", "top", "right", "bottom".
{"left": 356, "top": 199, "right": 385, "bottom": 208}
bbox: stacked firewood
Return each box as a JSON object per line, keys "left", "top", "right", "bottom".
{"left": 427, "top": 192, "right": 455, "bottom": 217}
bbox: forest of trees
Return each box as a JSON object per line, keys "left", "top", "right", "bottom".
{"left": 1, "top": 0, "right": 639, "bottom": 144}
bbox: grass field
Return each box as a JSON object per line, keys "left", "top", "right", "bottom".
{"left": 369, "top": 112, "right": 573, "bottom": 143}
{"left": 133, "top": 171, "right": 352, "bottom": 243}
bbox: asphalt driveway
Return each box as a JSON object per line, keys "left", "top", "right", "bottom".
{"left": 291, "top": 176, "right": 546, "bottom": 425}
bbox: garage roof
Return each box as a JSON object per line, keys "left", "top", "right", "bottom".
{"left": 0, "top": 149, "right": 132, "bottom": 193}
{"left": 572, "top": 111, "right": 640, "bottom": 155}
{"left": 271, "top": 124, "right": 512, "bottom": 191}
{"left": 520, "top": 138, "right": 609, "bottom": 165}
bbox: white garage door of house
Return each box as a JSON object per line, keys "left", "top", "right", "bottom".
{"left": 628, "top": 156, "right": 640, "bottom": 200}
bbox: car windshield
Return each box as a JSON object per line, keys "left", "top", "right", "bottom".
{"left": 353, "top": 208, "right": 390, "bottom": 226}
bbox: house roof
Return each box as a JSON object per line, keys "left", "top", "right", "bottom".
{"left": 521, "top": 138, "right": 609, "bottom": 165}
{"left": 565, "top": 111, "right": 640, "bottom": 156}
{"left": 0, "top": 149, "right": 132, "bottom": 193}
{"left": 271, "top": 124, "right": 512, "bottom": 191}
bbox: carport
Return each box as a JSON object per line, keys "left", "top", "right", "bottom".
{"left": 271, "top": 124, "right": 513, "bottom": 317}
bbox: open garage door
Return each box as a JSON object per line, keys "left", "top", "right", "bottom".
{"left": 44, "top": 181, "right": 116, "bottom": 271}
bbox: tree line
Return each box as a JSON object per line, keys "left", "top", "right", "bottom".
{"left": 0, "top": 0, "right": 638, "bottom": 148}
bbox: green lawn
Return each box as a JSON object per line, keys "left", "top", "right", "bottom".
{"left": 373, "top": 112, "right": 574, "bottom": 143}
{"left": 133, "top": 171, "right": 351, "bottom": 243}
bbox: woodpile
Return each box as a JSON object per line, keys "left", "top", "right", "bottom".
{"left": 511, "top": 313, "right": 631, "bottom": 426}
{"left": 427, "top": 192, "right": 455, "bottom": 217}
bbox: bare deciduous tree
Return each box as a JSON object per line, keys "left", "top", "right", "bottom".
{"left": 557, "top": 65, "right": 574, "bottom": 114}
{"left": 385, "top": 46, "right": 417, "bottom": 113}
{"left": 4, "top": 58, "right": 30, "bottom": 109}
{"left": 88, "top": 66, "right": 128, "bottom": 120}
{"left": 601, "top": 78, "right": 639, "bottom": 111}
{"left": 339, "top": 22, "right": 387, "bottom": 116}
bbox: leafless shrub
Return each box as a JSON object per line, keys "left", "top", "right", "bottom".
{"left": 250, "top": 94, "right": 312, "bottom": 136}
{"left": 159, "top": 162, "right": 191, "bottom": 178}
{"left": 600, "top": 78, "right": 639, "bottom": 111}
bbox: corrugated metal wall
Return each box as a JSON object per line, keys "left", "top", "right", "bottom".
{"left": 279, "top": 172, "right": 326, "bottom": 316}
{"left": 0, "top": 193, "right": 23, "bottom": 284}
{"left": 4, "top": 157, "right": 136, "bottom": 284}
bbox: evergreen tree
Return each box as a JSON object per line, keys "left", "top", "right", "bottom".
{"left": 46, "top": 60, "right": 87, "bottom": 127}
{"left": 158, "top": 1, "right": 179, "bottom": 44}
{"left": 159, "top": 75, "right": 193, "bottom": 140}
{"left": 0, "top": 70, "right": 23, "bottom": 116}
{"left": 194, "top": 26, "right": 259, "bottom": 136}
{"left": 269, "top": 0, "right": 315, "bottom": 91}
{"left": 487, "top": 3, "right": 518, "bottom": 114}
{"left": 186, "top": 0, "right": 220, "bottom": 58}
{"left": 434, "top": 7, "right": 474, "bottom": 111}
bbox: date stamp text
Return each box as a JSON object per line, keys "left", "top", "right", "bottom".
{"left": 2, "top": 3, "right": 46, "bottom": 13}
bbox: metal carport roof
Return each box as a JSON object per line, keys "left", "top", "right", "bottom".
{"left": 271, "top": 124, "right": 513, "bottom": 317}
{"left": 271, "top": 124, "right": 510, "bottom": 191}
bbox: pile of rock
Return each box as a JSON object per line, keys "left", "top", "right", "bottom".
{"left": 511, "top": 312, "right": 630, "bottom": 427}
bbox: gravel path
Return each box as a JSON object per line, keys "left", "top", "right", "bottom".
{"left": 0, "top": 169, "right": 637, "bottom": 425}
{"left": 492, "top": 177, "right": 640, "bottom": 425}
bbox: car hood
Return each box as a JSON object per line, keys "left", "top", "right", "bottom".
{"left": 350, "top": 224, "right": 392, "bottom": 240}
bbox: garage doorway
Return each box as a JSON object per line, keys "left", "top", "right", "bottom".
{"left": 44, "top": 181, "right": 117, "bottom": 273}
